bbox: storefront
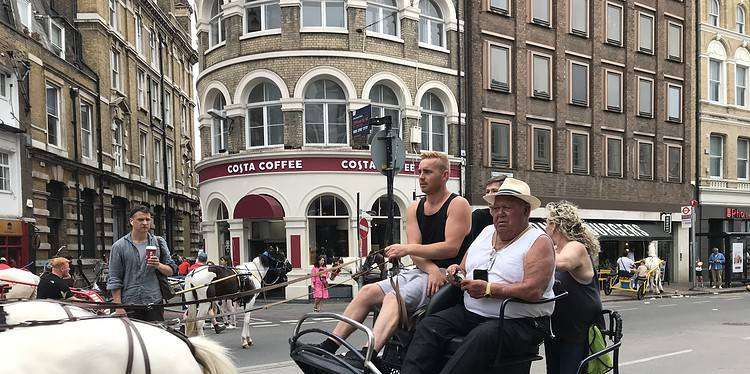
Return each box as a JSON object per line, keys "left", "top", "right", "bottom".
{"left": 197, "top": 150, "right": 463, "bottom": 299}
{"left": 0, "top": 219, "right": 30, "bottom": 269}
{"left": 697, "top": 205, "right": 750, "bottom": 285}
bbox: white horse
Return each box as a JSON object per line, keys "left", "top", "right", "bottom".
{"left": 644, "top": 241, "right": 665, "bottom": 294}
{"left": 0, "top": 300, "right": 236, "bottom": 374}
{"left": 0, "top": 268, "right": 40, "bottom": 299}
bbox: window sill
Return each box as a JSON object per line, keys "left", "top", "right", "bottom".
{"left": 365, "top": 31, "right": 404, "bottom": 44}
{"left": 604, "top": 108, "right": 623, "bottom": 113}
{"left": 667, "top": 56, "right": 683, "bottom": 63}
{"left": 245, "top": 145, "right": 285, "bottom": 151}
{"left": 300, "top": 27, "right": 348, "bottom": 34}
{"left": 531, "top": 94, "right": 553, "bottom": 101}
{"left": 637, "top": 177, "right": 655, "bottom": 182}
{"left": 605, "top": 40, "right": 623, "bottom": 48}
{"left": 605, "top": 174, "right": 623, "bottom": 179}
{"left": 637, "top": 49, "right": 655, "bottom": 56}
{"left": 488, "top": 8, "right": 511, "bottom": 17}
{"left": 419, "top": 42, "right": 450, "bottom": 54}
{"left": 531, "top": 168, "right": 554, "bottom": 173}
{"left": 204, "top": 42, "right": 226, "bottom": 55}
{"left": 570, "top": 30, "right": 589, "bottom": 39}
{"left": 302, "top": 144, "right": 352, "bottom": 150}
{"left": 637, "top": 113, "right": 654, "bottom": 119}
{"left": 569, "top": 101, "right": 589, "bottom": 108}
{"left": 487, "top": 86, "right": 511, "bottom": 94}
{"left": 240, "top": 29, "right": 282, "bottom": 40}
{"left": 666, "top": 118, "right": 683, "bottom": 124}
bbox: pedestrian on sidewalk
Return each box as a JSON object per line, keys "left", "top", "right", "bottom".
{"left": 709, "top": 248, "right": 726, "bottom": 289}
{"left": 695, "top": 259, "right": 704, "bottom": 288}
{"left": 311, "top": 256, "right": 330, "bottom": 312}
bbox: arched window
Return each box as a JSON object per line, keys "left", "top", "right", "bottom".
{"left": 739, "top": 6, "right": 746, "bottom": 33}
{"left": 211, "top": 95, "right": 228, "bottom": 154}
{"left": 247, "top": 82, "right": 283, "bottom": 148}
{"left": 369, "top": 84, "right": 401, "bottom": 135}
{"left": 709, "top": 0, "right": 720, "bottom": 27}
{"left": 420, "top": 92, "right": 447, "bottom": 152}
{"left": 216, "top": 201, "right": 229, "bottom": 220}
{"left": 419, "top": 0, "right": 445, "bottom": 48}
{"left": 244, "top": 0, "right": 281, "bottom": 34}
{"left": 307, "top": 195, "right": 350, "bottom": 264}
{"left": 707, "top": 41, "right": 727, "bottom": 103}
{"left": 367, "top": 0, "right": 399, "bottom": 36}
{"left": 304, "top": 79, "right": 348, "bottom": 145}
{"left": 370, "top": 196, "right": 402, "bottom": 249}
{"left": 209, "top": 0, "right": 226, "bottom": 47}
{"left": 113, "top": 121, "right": 123, "bottom": 169}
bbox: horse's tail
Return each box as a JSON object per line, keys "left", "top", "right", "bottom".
{"left": 189, "top": 336, "right": 237, "bottom": 374}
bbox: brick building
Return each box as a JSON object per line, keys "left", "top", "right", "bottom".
{"left": 194, "top": 0, "right": 464, "bottom": 298}
{"left": 0, "top": 0, "right": 201, "bottom": 273}
{"left": 464, "top": 0, "right": 696, "bottom": 282}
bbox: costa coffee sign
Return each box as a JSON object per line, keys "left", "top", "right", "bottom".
{"left": 726, "top": 208, "right": 750, "bottom": 219}
{"left": 199, "top": 156, "right": 461, "bottom": 183}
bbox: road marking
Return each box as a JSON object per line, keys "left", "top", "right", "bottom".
{"left": 692, "top": 300, "right": 711, "bottom": 304}
{"left": 621, "top": 349, "right": 693, "bottom": 367}
{"left": 616, "top": 307, "right": 639, "bottom": 312}
{"left": 720, "top": 297, "right": 742, "bottom": 301}
{"left": 712, "top": 308, "right": 719, "bottom": 311}
{"left": 301, "top": 321, "right": 316, "bottom": 325}
{"left": 742, "top": 337, "right": 750, "bottom": 340}
{"left": 313, "top": 317, "right": 334, "bottom": 321}
{"left": 658, "top": 304, "right": 678, "bottom": 308}
{"left": 255, "top": 324, "right": 280, "bottom": 328}
{"left": 280, "top": 320, "right": 299, "bottom": 323}
{"left": 249, "top": 322, "right": 273, "bottom": 326}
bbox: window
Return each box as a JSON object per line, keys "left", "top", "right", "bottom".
{"left": 488, "top": 43, "right": 511, "bottom": 92}
{"left": 150, "top": 28, "right": 158, "bottom": 65}
{"left": 17, "top": 0, "right": 31, "bottom": 29}
{"left": 531, "top": 53, "right": 552, "bottom": 99}
{"left": 709, "top": 134, "right": 723, "bottom": 178}
{"left": 209, "top": 0, "right": 226, "bottom": 47}
{"left": 605, "top": 70, "right": 622, "bottom": 112}
{"left": 737, "top": 66, "right": 747, "bottom": 106}
{"left": 606, "top": 2, "right": 623, "bottom": 46}
{"left": 419, "top": 0, "right": 445, "bottom": 47}
{"left": 302, "top": 0, "right": 345, "bottom": 28}
{"left": 709, "top": 0, "right": 719, "bottom": 27}
{"left": 606, "top": 137, "right": 622, "bottom": 177}
{"left": 80, "top": 102, "right": 92, "bottom": 159}
{"left": 113, "top": 122, "right": 123, "bottom": 169}
{"left": 154, "top": 139, "right": 162, "bottom": 183}
{"left": 667, "top": 83, "right": 683, "bottom": 122}
{"left": 637, "top": 76, "right": 653, "bottom": 117}
{"left": 667, "top": 22, "right": 683, "bottom": 61}
{"left": 212, "top": 95, "right": 228, "bottom": 153}
{"left": 570, "top": 0, "right": 588, "bottom": 36}
{"left": 304, "top": 79, "right": 348, "bottom": 145}
{"left": 739, "top": 6, "right": 746, "bottom": 33}
{"left": 46, "top": 84, "right": 60, "bottom": 146}
{"left": 569, "top": 61, "right": 589, "bottom": 106}
{"left": 150, "top": 79, "right": 160, "bottom": 117}
{"left": 420, "top": 92, "right": 447, "bottom": 152}
{"left": 531, "top": 0, "right": 550, "bottom": 26}
{"left": 181, "top": 104, "right": 188, "bottom": 132}
{"left": 532, "top": 127, "right": 552, "bottom": 171}
{"left": 137, "top": 70, "right": 146, "bottom": 109}
{"left": 367, "top": 0, "right": 399, "bottom": 36}
{"left": 135, "top": 13, "right": 143, "bottom": 54}
{"left": 489, "top": 0, "right": 509, "bottom": 15}
{"left": 247, "top": 82, "right": 284, "bottom": 148}
{"left": 245, "top": 0, "right": 281, "bottom": 33}
{"left": 488, "top": 120, "right": 511, "bottom": 168}
{"left": 0, "top": 75, "right": 6, "bottom": 98}
{"left": 570, "top": 132, "right": 589, "bottom": 174}
{"left": 738, "top": 139, "right": 749, "bottom": 180}
{"left": 109, "top": 0, "right": 118, "bottom": 30}
{"left": 667, "top": 145, "right": 682, "bottom": 183}
{"left": 166, "top": 145, "right": 174, "bottom": 188}
{"left": 139, "top": 132, "right": 148, "bottom": 178}
{"left": 370, "top": 84, "right": 402, "bottom": 135}
{"left": 709, "top": 59, "right": 722, "bottom": 102}
{"left": 0, "top": 152, "right": 9, "bottom": 192}
{"left": 164, "top": 92, "right": 171, "bottom": 126}
{"left": 111, "top": 49, "right": 120, "bottom": 91}
{"left": 49, "top": 19, "right": 65, "bottom": 58}
{"left": 638, "top": 12, "right": 654, "bottom": 54}
{"left": 638, "top": 141, "right": 653, "bottom": 180}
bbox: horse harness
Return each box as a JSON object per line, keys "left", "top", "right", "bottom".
{"left": 121, "top": 317, "right": 151, "bottom": 374}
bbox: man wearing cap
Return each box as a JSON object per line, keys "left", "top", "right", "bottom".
{"left": 0, "top": 257, "right": 10, "bottom": 270}
{"left": 402, "top": 178, "right": 556, "bottom": 374}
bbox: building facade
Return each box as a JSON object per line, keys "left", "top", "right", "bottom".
{"left": 697, "top": 0, "right": 750, "bottom": 284}
{"left": 0, "top": 0, "right": 201, "bottom": 272}
{"left": 465, "top": 0, "right": 696, "bottom": 282}
{"left": 194, "top": 0, "right": 464, "bottom": 298}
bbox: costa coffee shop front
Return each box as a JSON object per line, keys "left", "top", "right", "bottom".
{"left": 698, "top": 205, "right": 750, "bottom": 285}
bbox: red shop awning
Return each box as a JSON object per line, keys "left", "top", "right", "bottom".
{"left": 233, "top": 194, "right": 285, "bottom": 219}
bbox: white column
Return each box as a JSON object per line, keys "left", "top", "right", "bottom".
{"left": 674, "top": 214, "right": 690, "bottom": 283}
{"left": 284, "top": 216, "right": 309, "bottom": 300}
{"left": 228, "top": 218, "right": 248, "bottom": 264}
{"left": 201, "top": 221, "right": 219, "bottom": 261}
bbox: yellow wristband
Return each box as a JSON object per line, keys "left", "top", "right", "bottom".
{"left": 484, "top": 282, "right": 492, "bottom": 298}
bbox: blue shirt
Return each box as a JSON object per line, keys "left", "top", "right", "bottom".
{"left": 107, "top": 233, "right": 177, "bottom": 305}
{"left": 709, "top": 252, "right": 726, "bottom": 270}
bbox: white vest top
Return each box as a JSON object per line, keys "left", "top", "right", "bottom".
{"left": 463, "top": 225, "right": 555, "bottom": 319}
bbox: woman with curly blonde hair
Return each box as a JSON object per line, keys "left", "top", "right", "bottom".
{"left": 544, "top": 201, "right": 602, "bottom": 374}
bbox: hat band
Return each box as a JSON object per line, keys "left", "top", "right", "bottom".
{"left": 496, "top": 188, "right": 526, "bottom": 196}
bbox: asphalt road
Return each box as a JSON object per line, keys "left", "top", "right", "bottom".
{"left": 199, "top": 292, "right": 750, "bottom": 373}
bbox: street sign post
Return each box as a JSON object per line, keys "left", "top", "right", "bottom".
{"left": 681, "top": 206, "right": 693, "bottom": 228}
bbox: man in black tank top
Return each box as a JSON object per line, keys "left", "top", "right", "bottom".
{"left": 314, "top": 152, "right": 471, "bottom": 357}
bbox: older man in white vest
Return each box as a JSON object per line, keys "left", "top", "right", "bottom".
{"left": 402, "top": 178, "right": 556, "bottom": 374}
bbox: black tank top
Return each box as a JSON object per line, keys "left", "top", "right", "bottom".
{"left": 416, "top": 193, "right": 464, "bottom": 269}
{"left": 551, "top": 256, "right": 602, "bottom": 343}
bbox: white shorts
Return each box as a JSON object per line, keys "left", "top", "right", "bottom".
{"left": 375, "top": 268, "right": 430, "bottom": 314}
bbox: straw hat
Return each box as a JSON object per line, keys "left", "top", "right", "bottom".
{"left": 482, "top": 177, "right": 541, "bottom": 210}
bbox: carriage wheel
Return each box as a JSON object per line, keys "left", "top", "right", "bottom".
{"left": 603, "top": 279, "right": 613, "bottom": 295}
{"left": 637, "top": 284, "right": 645, "bottom": 300}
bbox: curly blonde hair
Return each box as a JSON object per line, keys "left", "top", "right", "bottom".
{"left": 545, "top": 201, "right": 600, "bottom": 264}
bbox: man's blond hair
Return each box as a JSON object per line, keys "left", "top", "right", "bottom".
{"left": 49, "top": 257, "right": 70, "bottom": 269}
{"left": 420, "top": 151, "right": 449, "bottom": 172}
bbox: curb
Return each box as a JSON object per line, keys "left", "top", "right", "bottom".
{"left": 602, "top": 288, "right": 747, "bottom": 303}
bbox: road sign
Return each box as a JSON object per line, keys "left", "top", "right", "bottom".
{"left": 358, "top": 217, "right": 369, "bottom": 239}
{"left": 662, "top": 214, "right": 672, "bottom": 233}
{"left": 691, "top": 199, "right": 698, "bottom": 207}
{"left": 681, "top": 206, "right": 693, "bottom": 216}
{"left": 370, "top": 129, "right": 406, "bottom": 175}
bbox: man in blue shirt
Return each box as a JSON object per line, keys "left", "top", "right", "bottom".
{"left": 708, "top": 248, "right": 726, "bottom": 289}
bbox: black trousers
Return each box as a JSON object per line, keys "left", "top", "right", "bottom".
{"left": 402, "top": 304, "right": 548, "bottom": 374}
{"left": 127, "top": 305, "right": 164, "bottom": 322}
{"left": 545, "top": 336, "right": 588, "bottom": 374}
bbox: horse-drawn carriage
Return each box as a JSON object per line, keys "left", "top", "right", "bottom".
{"left": 601, "top": 259, "right": 665, "bottom": 300}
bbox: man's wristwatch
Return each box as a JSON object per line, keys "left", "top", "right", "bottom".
{"left": 484, "top": 282, "right": 492, "bottom": 298}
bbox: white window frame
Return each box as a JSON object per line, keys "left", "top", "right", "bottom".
{"left": 666, "top": 144, "right": 682, "bottom": 183}
{"left": 151, "top": 79, "right": 160, "bottom": 118}
{"left": 738, "top": 138, "right": 749, "bottom": 181}
{"left": 154, "top": 139, "right": 162, "bottom": 183}
{"left": 486, "top": 118, "right": 512, "bottom": 168}
{"left": 486, "top": 41, "right": 512, "bottom": 92}
{"left": 419, "top": 92, "right": 448, "bottom": 152}
{"left": 246, "top": 83, "right": 284, "bottom": 149}
{"left": 112, "top": 121, "right": 123, "bottom": 170}
{"left": 667, "top": 83, "right": 683, "bottom": 123}
{"left": 49, "top": 19, "right": 65, "bottom": 59}
{"left": 181, "top": 103, "right": 188, "bottom": 132}
{"left": 709, "top": 134, "right": 724, "bottom": 179}
{"left": 46, "top": 83, "right": 61, "bottom": 147}
{"left": 604, "top": 69, "right": 623, "bottom": 112}
{"left": 530, "top": 0, "right": 551, "bottom": 27}
{"left": 80, "top": 101, "right": 93, "bottom": 159}
{"left": 636, "top": 76, "right": 654, "bottom": 118}
{"left": 667, "top": 21, "right": 683, "bottom": 61}
{"left": 139, "top": 131, "right": 148, "bottom": 178}
{"left": 487, "top": 0, "right": 510, "bottom": 16}
{"left": 150, "top": 28, "right": 158, "bottom": 67}
{"left": 303, "top": 80, "right": 349, "bottom": 146}
{"left": 135, "top": 13, "right": 143, "bottom": 54}
{"left": 605, "top": 2, "right": 623, "bottom": 46}
{"left": 209, "top": 0, "right": 226, "bottom": 47}
{"left": 0, "top": 74, "right": 7, "bottom": 99}
{"left": 369, "top": 84, "right": 403, "bottom": 138}
{"left": 709, "top": 0, "right": 719, "bottom": 27}
{"left": 637, "top": 140, "right": 654, "bottom": 180}
{"left": 244, "top": 0, "right": 282, "bottom": 36}
{"left": 111, "top": 49, "right": 120, "bottom": 91}
{"left": 16, "top": 0, "right": 31, "bottom": 30}
{"left": 137, "top": 69, "right": 146, "bottom": 109}
{"left": 0, "top": 152, "right": 10, "bottom": 192}
{"left": 366, "top": 0, "right": 400, "bottom": 38}
{"left": 164, "top": 91, "right": 172, "bottom": 126}
{"left": 109, "top": 0, "right": 118, "bottom": 30}
{"left": 737, "top": 65, "right": 748, "bottom": 107}
{"left": 605, "top": 135, "right": 623, "bottom": 177}
{"left": 709, "top": 59, "right": 723, "bottom": 103}
{"left": 166, "top": 144, "right": 174, "bottom": 188}
{"left": 637, "top": 11, "right": 655, "bottom": 55}
{"left": 531, "top": 125, "right": 553, "bottom": 172}
{"left": 570, "top": 130, "right": 590, "bottom": 175}
{"left": 569, "top": 60, "right": 589, "bottom": 106}
{"left": 530, "top": 51, "right": 552, "bottom": 100}
{"left": 569, "top": 0, "right": 589, "bottom": 37}
{"left": 301, "top": 0, "right": 347, "bottom": 31}
{"left": 418, "top": 0, "right": 447, "bottom": 49}
{"left": 739, "top": 6, "right": 746, "bottom": 34}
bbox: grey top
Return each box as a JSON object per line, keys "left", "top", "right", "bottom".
{"left": 107, "top": 232, "right": 177, "bottom": 305}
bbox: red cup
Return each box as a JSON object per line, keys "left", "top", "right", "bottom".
{"left": 146, "top": 246, "right": 157, "bottom": 261}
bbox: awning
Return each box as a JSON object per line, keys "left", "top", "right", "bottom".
{"left": 530, "top": 220, "right": 672, "bottom": 241}
{"left": 233, "top": 194, "right": 285, "bottom": 219}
